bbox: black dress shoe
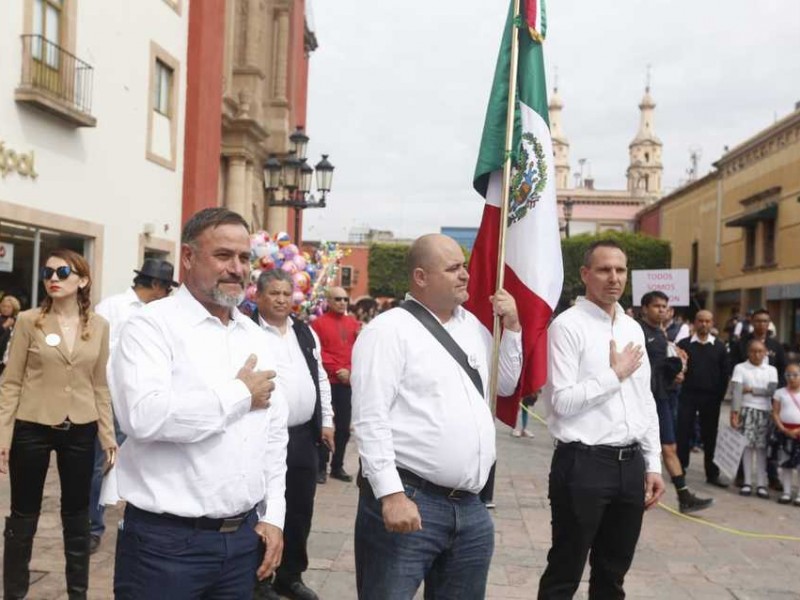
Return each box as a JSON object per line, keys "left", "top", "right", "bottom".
{"left": 329, "top": 468, "right": 353, "bottom": 482}
{"left": 316, "top": 470, "right": 327, "bottom": 484}
{"left": 706, "top": 477, "right": 729, "bottom": 488}
{"left": 273, "top": 578, "right": 320, "bottom": 600}
{"left": 253, "top": 579, "right": 281, "bottom": 600}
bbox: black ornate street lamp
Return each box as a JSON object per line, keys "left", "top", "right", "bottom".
{"left": 561, "top": 197, "right": 574, "bottom": 238}
{"left": 264, "top": 126, "right": 334, "bottom": 242}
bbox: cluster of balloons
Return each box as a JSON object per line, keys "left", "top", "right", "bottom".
{"left": 241, "top": 231, "right": 345, "bottom": 321}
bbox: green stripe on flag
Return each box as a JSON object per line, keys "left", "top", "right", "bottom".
{"left": 474, "top": 1, "right": 550, "bottom": 198}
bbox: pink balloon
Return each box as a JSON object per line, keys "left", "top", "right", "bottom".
{"left": 292, "top": 255, "right": 307, "bottom": 271}
{"left": 281, "top": 261, "right": 298, "bottom": 275}
{"left": 293, "top": 271, "right": 311, "bottom": 293}
{"left": 292, "top": 290, "right": 305, "bottom": 305}
{"left": 284, "top": 244, "right": 299, "bottom": 259}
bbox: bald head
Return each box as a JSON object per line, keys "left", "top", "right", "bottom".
{"left": 407, "top": 234, "right": 469, "bottom": 320}
{"left": 407, "top": 234, "right": 457, "bottom": 277}
{"left": 693, "top": 309, "right": 714, "bottom": 338}
{"left": 327, "top": 286, "right": 348, "bottom": 315}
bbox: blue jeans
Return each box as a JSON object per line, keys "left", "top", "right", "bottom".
{"left": 354, "top": 483, "right": 494, "bottom": 600}
{"left": 89, "top": 423, "right": 126, "bottom": 537}
{"left": 113, "top": 505, "right": 261, "bottom": 599}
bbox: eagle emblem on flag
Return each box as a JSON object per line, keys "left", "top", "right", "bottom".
{"left": 508, "top": 132, "right": 548, "bottom": 226}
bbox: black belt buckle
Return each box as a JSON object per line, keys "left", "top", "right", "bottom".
{"left": 218, "top": 517, "right": 246, "bottom": 533}
{"left": 447, "top": 488, "right": 467, "bottom": 500}
{"left": 618, "top": 447, "right": 632, "bottom": 461}
{"left": 51, "top": 420, "right": 72, "bottom": 431}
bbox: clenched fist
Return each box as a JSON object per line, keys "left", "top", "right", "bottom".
{"left": 236, "top": 354, "right": 277, "bottom": 411}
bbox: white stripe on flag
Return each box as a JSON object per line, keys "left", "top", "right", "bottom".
{"left": 484, "top": 102, "right": 563, "bottom": 310}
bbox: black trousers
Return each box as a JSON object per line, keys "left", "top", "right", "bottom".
{"left": 278, "top": 422, "right": 319, "bottom": 581}
{"left": 676, "top": 392, "right": 722, "bottom": 481}
{"left": 9, "top": 419, "right": 97, "bottom": 516}
{"left": 318, "top": 383, "right": 351, "bottom": 472}
{"left": 538, "top": 444, "right": 645, "bottom": 600}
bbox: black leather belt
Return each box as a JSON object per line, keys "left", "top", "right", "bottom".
{"left": 556, "top": 440, "right": 641, "bottom": 461}
{"left": 396, "top": 468, "right": 476, "bottom": 500}
{"left": 289, "top": 421, "right": 312, "bottom": 434}
{"left": 127, "top": 504, "right": 255, "bottom": 534}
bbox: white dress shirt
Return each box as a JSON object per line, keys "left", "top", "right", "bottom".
{"left": 352, "top": 296, "right": 522, "bottom": 499}
{"left": 258, "top": 316, "right": 333, "bottom": 429}
{"left": 731, "top": 361, "right": 778, "bottom": 411}
{"left": 774, "top": 387, "right": 800, "bottom": 425}
{"left": 542, "top": 297, "right": 662, "bottom": 473}
{"left": 94, "top": 287, "right": 146, "bottom": 354}
{"left": 673, "top": 323, "right": 691, "bottom": 345}
{"left": 110, "top": 285, "right": 289, "bottom": 528}
{"left": 689, "top": 333, "right": 716, "bottom": 345}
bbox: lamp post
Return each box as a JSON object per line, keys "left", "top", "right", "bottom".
{"left": 264, "top": 126, "right": 334, "bottom": 243}
{"left": 562, "top": 197, "right": 574, "bottom": 238}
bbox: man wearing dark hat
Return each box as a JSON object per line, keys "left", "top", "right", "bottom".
{"left": 89, "top": 258, "right": 178, "bottom": 552}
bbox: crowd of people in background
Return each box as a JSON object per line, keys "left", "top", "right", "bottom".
{"left": 622, "top": 299, "right": 798, "bottom": 507}
{"left": 0, "top": 222, "right": 799, "bottom": 600}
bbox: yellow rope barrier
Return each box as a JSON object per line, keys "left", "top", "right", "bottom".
{"left": 655, "top": 501, "right": 800, "bottom": 542}
{"left": 517, "top": 403, "right": 800, "bottom": 542}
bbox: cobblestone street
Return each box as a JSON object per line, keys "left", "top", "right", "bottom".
{"left": 2, "top": 404, "right": 800, "bottom": 599}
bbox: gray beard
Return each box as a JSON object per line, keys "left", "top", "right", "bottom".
{"left": 211, "top": 286, "right": 245, "bottom": 308}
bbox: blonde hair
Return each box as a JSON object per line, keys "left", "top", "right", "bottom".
{"left": 0, "top": 295, "right": 21, "bottom": 317}
{"left": 35, "top": 249, "right": 93, "bottom": 340}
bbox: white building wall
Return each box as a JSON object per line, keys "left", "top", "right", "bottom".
{"left": 0, "top": 0, "right": 188, "bottom": 300}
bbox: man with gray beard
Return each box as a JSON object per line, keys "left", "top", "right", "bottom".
{"left": 110, "top": 208, "right": 289, "bottom": 598}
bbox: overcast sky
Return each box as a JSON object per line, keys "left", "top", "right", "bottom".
{"left": 303, "top": 0, "right": 800, "bottom": 242}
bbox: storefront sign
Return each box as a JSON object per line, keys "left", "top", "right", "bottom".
{"left": 631, "top": 269, "right": 690, "bottom": 306}
{"left": 0, "top": 140, "right": 38, "bottom": 180}
{"left": 0, "top": 242, "right": 14, "bottom": 273}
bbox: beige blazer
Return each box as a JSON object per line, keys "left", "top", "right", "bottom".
{"left": 0, "top": 308, "right": 115, "bottom": 449}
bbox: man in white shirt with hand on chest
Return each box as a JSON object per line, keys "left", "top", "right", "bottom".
{"left": 538, "top": 239, "right": 666, "bottom": 600}
{"left": 351, "top": 233, "right": 522, "bottom": 600}
{"left": 110, "top": 208, "right": 289, "bottom": 599}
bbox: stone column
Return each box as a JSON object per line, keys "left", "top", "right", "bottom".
{"left": 272, "top": 7, "right": 289, "bottom": 103}
{"left": 245, "top": 0, "right": 262, "bottom": 68}
{"left": 225, "top": 156, "right": 248, "bottom": 217}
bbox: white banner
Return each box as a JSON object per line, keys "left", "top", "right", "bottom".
{"left": 631, "top": 269, "right": 690, "bottom": 306}
{"left": 0, "top": 242, "right": 13, "bottom": 273}
{"left": 713, "top": 426, "right": 748, "bottom": 479}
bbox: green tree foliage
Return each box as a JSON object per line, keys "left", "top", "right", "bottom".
{"left": 560, "top": 231, "right": 671, "bottom": 308}
{"left": 367, "top": 242, "right": 472, "bottom": 299}
{"left": 368, "top": 243, "right": 409, "bottom": 298}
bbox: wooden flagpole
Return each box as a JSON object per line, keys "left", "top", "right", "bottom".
{"left": 489, "top": 0, "right": 522, "bottom": 416}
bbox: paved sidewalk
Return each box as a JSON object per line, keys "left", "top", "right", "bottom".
{"left": 2, "top": 404, "right": 800, "bottom": 598}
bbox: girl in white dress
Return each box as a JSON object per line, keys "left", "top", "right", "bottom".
{"left": 771, "top": 362, "right": 800, "bottom": 505}
{"left": 730, "top": 340, "right": 778, "bottom": 498}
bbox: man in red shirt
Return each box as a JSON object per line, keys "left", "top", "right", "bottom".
{"left": 311, "top": 287, "right": 361, "bottom": 483}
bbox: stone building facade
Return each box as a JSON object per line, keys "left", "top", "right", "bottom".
{"left": 637, "top": 105, "right": 800, "bottom": 348}
{"left": 550, "top": 86, "right": 663, "bottom": 236}
{"left": 218, "top": 0, "right": 317, "bottom": 234}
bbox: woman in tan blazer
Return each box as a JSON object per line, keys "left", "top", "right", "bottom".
{"left": 0, "top": 249, "right": 116, "bottom": 600}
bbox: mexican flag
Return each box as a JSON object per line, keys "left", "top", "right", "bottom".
{"left": 465, "top": 0, "right": 563, "bottom": 427}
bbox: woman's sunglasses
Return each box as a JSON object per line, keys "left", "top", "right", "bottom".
{"left": 41, "top": 265, "right": 74, "bottom": 281}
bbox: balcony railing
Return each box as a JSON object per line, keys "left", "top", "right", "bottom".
{"left": 16, "top": 34, "right": 96, "bottom": 127}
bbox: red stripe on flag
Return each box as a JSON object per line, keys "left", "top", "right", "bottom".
{"left": 525, "top": 0, "right": 538, "bottom": 33}
{"left": 465, "top": 204, "right": 553, "bottom": 427}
